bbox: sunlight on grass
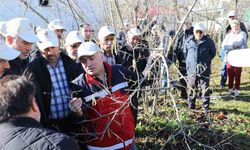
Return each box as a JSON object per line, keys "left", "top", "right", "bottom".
{"left": 136, "top": 50, "right": 250, "bottom": 149}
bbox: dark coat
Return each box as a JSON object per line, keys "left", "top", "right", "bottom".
{"left": 3, "top": 57, "right": 29, "bottom": 76}
{"left": 3, "top": 44, "right": 41, "bottom": 76}
{"left": 29, "top": 45, "right": 42, "bottom": 63}
{"left": 172, "top": 27, "right": 194, "bottom": 62}
{"left": 119, "top": 44, "right": 150, "bottom": 73}
{"left": 0, "top": 117, "right": 81, "bottom": 150}
{"left": 184, "top": 35, "right": 216, "bottom": 76}
{"left": 24, "top": 53, "right": 83, "bottom": 128}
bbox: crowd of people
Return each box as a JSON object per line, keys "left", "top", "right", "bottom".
{"left": 0, "top": 9, "right": 248, "bottom": 150}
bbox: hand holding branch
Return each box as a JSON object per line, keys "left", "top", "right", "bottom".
{"left": 69, "top": 97, "right": 83, "bottom": 117}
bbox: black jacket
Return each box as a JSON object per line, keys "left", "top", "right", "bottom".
{"left": 172, "top": 27, "right": 194, "bottom": 60}
{"left": 24, "top": 53, "right": 83, "bottom": 128}
{"left": 119, "top": 44, "right": 150, "bottom": 73}
{"left": 0, "top": 117, "right": 81, "bottom": 150}
{"left": 3, "top": 57, "right": 29, "bottom": 76}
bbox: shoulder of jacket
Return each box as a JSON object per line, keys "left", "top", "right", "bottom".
{"left": 186, "top": 35, "right": 194, "bottom": 43}
{"left": 72, "top": 73, "right": 85, "bottom": 83}
{"left": 38, "top": 129, "right": 74, "bottom": 146}
{"left": 120, "top": 44, "right": 131, "bottom": 51}
{"left": 112, "top": 64, "right": 125, "bottom": 72}
{"left": 28, "top": 57, "right": 44, "bottom": 67}
{"left": 61, "top": 52, "right": 75, "bottom": 62}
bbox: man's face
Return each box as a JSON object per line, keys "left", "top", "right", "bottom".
{"left": 66, "top": 42, "right": 81, "bottom": 60}
{"left": 127, "top": 35, "right": 140, "bottom": 47}
{"left": 0, "top": 58, "right": 10, "bottom": 77}
{"left": 79, "top": 52, "right": 104, "bottom": 76}
{"left": 7, "top": 35, "right": 33, "bottom": 60}
{"left": 99, "top": 34, "right": 115, "bottom": 51}
{"left": 81, "top": 25, "right": 93, "bottom": 41}
{"left": 41, "top": 47, "right": 60, "bottom": 65}
{"left": 54, "top": 29, "right": 64, "bottom": 39}
{"left": 194, "top": 30, "right": 204, "bottom": 41}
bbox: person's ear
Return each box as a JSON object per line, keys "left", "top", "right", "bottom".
{"left": 6, "top": 36, "right": 14, "bottom": 45}
{"left": 31, "top": 97, "right": 41, "bottom": 121}
{"left": 31, "top": 98, "right": 38, "bottom": 112}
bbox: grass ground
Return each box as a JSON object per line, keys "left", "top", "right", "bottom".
{"left": 135, "top": 54, "right": 250, "bottom": 150}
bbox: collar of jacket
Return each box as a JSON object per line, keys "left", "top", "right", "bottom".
{"left": 85, "top": 62, "right": 112, "bottom": 87}
{"left": 0, "top": 117, "right": 41, "bottom": 128}
{"left": 190, "top": 35, "right": 206, "bottom": 44}
{"left": 125, "top": 43, "right": 134, "bottom": 51}
{"left": 184, "top": 26, "right": 194, "bottom": 35}
{"left": 10, "top": 57, "right": 29, "bottom": 67}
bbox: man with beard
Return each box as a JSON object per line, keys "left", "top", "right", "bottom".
{"left": 65, "top": 30, "right": 84, "bottom": 61}
{"left": 24, "top": 29, "right": 82, "bottom": 136}
{"left": 4, "top": 18, "right": 38, "bottom": 76}
{"left": 48, "top": 19, "right": 66, "bottom": 52}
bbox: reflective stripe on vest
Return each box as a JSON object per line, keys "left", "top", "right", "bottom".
{"left": 87, "top": 137, "right": 134, "bottom": 150}
{"left": 84, "top": 82, "right": 128, "bottom": 102}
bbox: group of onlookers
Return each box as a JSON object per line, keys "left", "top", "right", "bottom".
{"left": 220, "top": 10, "right": 248, "bottom": 96}
{"left": 0, "top": 16, "right": 152, "bottom": 150}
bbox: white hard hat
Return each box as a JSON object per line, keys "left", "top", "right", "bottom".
{"left": 98, "top": 26, "right": 115, "bottom": 40}
{"left": 6, "top": 17, "right": 38, "bottom": 43}
{"left": 0, "top": 39, "right": 20, "bottom": 60}
{"left": 78, "top": 42, "right": 101, "bottom": 57}
{"left": 36, "top": 29, "right": 59, "bottom": 51}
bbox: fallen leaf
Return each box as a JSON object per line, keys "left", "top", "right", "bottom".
{"left": 217, "top": 112, "right": 227, "bottom": 120}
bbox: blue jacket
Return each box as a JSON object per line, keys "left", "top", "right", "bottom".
{"left": 184, "top": 35, "right": 216, "bottom": 76}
